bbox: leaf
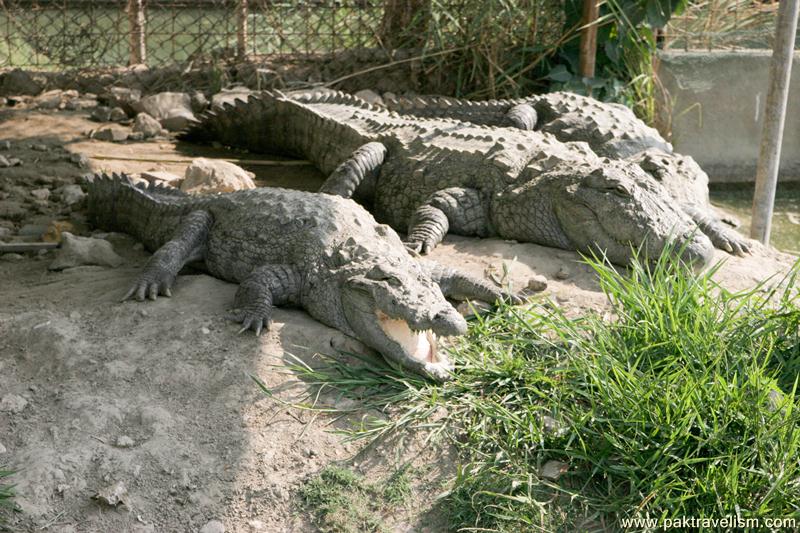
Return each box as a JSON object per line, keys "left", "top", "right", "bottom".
{"left": 546, "top": 64, "right": 573, "bottom": 83}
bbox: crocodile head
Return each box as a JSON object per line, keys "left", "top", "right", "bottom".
{"left": 336, "top": 256, "right": 466, "bottom": 381}
{"left": 495, "top": 162, "right": 715, "bottom": 267}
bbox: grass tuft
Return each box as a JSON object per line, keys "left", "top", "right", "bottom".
{"left": 284, "top": 247, "right": 800, "bottom": 530}
{"left": 0, "top": 468, "right": 15, "bottom": 528}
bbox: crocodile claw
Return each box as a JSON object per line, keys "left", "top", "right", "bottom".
{"left": 226, "top": 308, "right": 272, "bottom": 336}
{"left": 121, "top": 270, "right": 175, "bottom": 302}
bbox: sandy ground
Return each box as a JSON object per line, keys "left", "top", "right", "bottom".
{"left": 0, "top": 106, "right": 796, "bottom": 532}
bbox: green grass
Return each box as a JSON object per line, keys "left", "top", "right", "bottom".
{"left": 279, "top": 247, "right": 800, "bottom": 531}
{"left": 301, "top": 465, "right": 413, "bottom": 533}
{"left": 0, "top": 468, "right": 15, "bottom": 527}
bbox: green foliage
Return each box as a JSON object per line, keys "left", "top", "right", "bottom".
{"left": 283, "top": 248, "right": 800, "bottom": 530}
{"left": 300, "top": 465, "right": 413, "bottom": 533}
{"left": 0, "top": 469, "right": 15, "bottom": 527}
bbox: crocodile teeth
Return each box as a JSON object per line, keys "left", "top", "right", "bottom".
{"left": 377, "top": 313, "right": 440, "bottom": 363}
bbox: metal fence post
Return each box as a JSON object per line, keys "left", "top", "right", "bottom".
{"left": 127, "top": 0, "right": 146, "bottom": 65}
{"left": 750, "top": 0, "right": 800, "bottom": 243}
{"left": 237, "top": 0, "right": 248, "bottom": 60}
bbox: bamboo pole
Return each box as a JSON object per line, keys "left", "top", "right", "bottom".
{"left": 750, "top": 0, "right": 800, "bottom": 244}
{"left": 237, "top": 0, "right": 248, "bottom": 60}
{"left": 127, "top": 0, "right": 146, "bottom": 65}
{"left": 578, "top": 0, "right": 599, "bottom": 78}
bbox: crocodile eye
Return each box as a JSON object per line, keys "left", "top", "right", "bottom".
{"left": 614, "top": 185, "right": 630, "bottom": 197}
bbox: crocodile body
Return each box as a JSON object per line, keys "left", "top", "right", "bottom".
{"left": 182, "top": 90, "right": 718, "bottom": 266}
{"left": 384, "top": 92, "right": 751, "bottom": 255}
{"left": 85, "top": 173, "right": 514, "bottom": 380}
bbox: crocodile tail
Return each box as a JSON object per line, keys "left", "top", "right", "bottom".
{"left": 83, "top": 172, "right": 189, "bottom": 240}
{"left": 179, "top": 91, "right": 286, "bottom": 154}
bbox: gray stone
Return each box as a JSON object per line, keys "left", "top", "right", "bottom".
{"left": 0, "top": 69, "right": 42, "bottom": 96}
{"left": 35, "top": 89, "right": 63, "bottom": 109}
{"left": 199, "top": 520, "right": 226, "bottom": 533}
{"left": 1, "top": 253, "right": 24, "bottom": 262}
{"left": 181, "top": 158, "right": 256, "bottom": 194}
{"left": 7, "top": 157, "right": 21, "bottom": 167}
{"left": 190, "top": 91, "right": 209, "bottom": 113}
{"left": 49, "top": 232, "right": 124, "bottom": 270}
{"left": 0, "top": 200, "right": 27, "bottom": 220}
{"left": 31, "top": 143, "right": 48, "bottom": 152}
{"left": 0, "top": 227, "right": 13, "bottom": 241}
{"left": 30, "top": 189, "right": 51, "bottom": 202}
{"left": 109, "top": 107, "right": 128, "bottom": 122}
{"left": 132, "top": 112, "right": 166, "bottom": 138}
{"left": 555, "top": 267, "right": 570, "bottom": 280}
{"left": 115, "top": 435, "right": 135, "bottom": 448}
{"left": 137, "top": 92, "right": 196, "bottom": 131}
{"left": 354, "top": 89, "right": 383, "bottom": 106}
{"left": 0, "top": 141, "right": 10, "bottom": 150}
{"left": 64, "top": 97, "right": 98, "bottom": 111}
{"left": 70, "top": 153, "right": 90, "bottom": 168}
{"left": 0, "top": 394, "right": 28, "bottom": 413}
{"left": 90, "top": 106, "right": 112, "bottom": 122}
{"left": 540, "top": 460, "right": 568, "bottom": 481}
{"left": 0, "top": 442, "right": 6, "bottom": 454}
{"left": 0, "top": 155, "right": 9, "bottom": 167}
{"left": 105, "top": 86, "right": 141, "bottom": 115}
{"left": 19, "top": 223, "right": 47, "bottom": 237}
{"left": 160, "top": 109, "right": 196, "bottom": 132}
{"left": 60, "top": 185, "right": 86, "bottom": 206}
{"left": 91, "top": 126, "right": 129, "bottom": 143}
{"left": 141, "top": 170, "right": 182, "bottom": 186}
{"left": 128, "top": 132, "right": 145, "bottom": 141}
{"left": 526, "top": 274, "right": 548, "bottom": 292}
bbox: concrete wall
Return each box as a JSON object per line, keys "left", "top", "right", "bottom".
{"left": 658, "top": 50, "right": 800, "bottom": 183}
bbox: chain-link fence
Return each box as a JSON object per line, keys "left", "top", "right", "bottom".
{"left": 0, "top": 0, "right": 401, "bottom": 68}
{"left": 664, "top": 0, "right": 798, "bottom": 50}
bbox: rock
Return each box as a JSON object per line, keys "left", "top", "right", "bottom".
{"left": 64, "top": 97, "right": 98, "bottom": 111}
{"left": 5, "top": 95, "right": 30, "bottom": 107}
{"left": 132, "top": 112, "right": 166, "bottom": 138}
{"left": 0, "top": 394, "right": 28, "bottom": 413}
{"left": 90, "top": 106, "right": 112, "bottom": 122}
{"left": 115, "top": 435, "right": 135, "bottom": 448}
{"left": 0, "top": 140, "right": 10, "bottom": 150}
{"left": 354, "top": 89, "right": 383, "bottom": 106}
{"left": 137, "top": 92, "right": 196, "bottom": 131}
{"left": 0, "top": 69, "right": 42, "bottom": 96}
{"left": 200, "top": 326, "right": 211, "bottom": 335}
{"left": 181, "top": 158, "right": 256, "bottom": 194}
{"left": 211, "top": 87, "right": 252, "bottom": 110}
{"left": 91, "top": 126, "right": 129, "bottom": 142}
{"left": 49, "top": 232, "right": 123, "bottom": 270}
{"left": 35, "top": 89, "right": 63, "bottom": 109}
{"left": 0, "top": 155, "right": 9, "bottom": 167}
{"left": 540, "top": 460, "right": 568, "bottom": 481}
{"left": 382, "top": 91, "right": 397, "bottom": 102}
{"left": 0, "top": 227, "right": 12, "bottom": 241}
{"left": 159, "top": 109, "right": 196, "bottom": 132}
{"left": 247, "top": 520, "right": 265, "bottom": 531}
{"left": 556, "top": 267, "right": 570, "bottom": 280}
{"left": 7, "top": 157, "right": 22, "bottom": 167}
{"left": 105, "top": 86, "right": 141, "bottom": 115}
{"left": 199, "top": 520, "right": 226, "bottom": 533}
{"left": 69, "top": 153, "right": 90, "bottom": 168}
{"left": 1, "top": 253, "right": 24, "bottom": 262}
{"left": 30, "top": 188, "right": 51, "bottom": 202}
{"left": 141, "top": 170, "right": 182, "bottom": 186}
{"left": 128, "top": 132, "right": 145, "bottom": 141}
{"left": 18, "top": 223, "right": 47, "bottom": 238}
{"left": 526, "top": 274, "right": 548, "bottom": 292}
{"left": 0, "top": 200, "right": 27, "bottom": 220}
{"left": 31, "top": 143, "right": 48, "bottom": 152}
{"left": 0, "top": 442, "right": 6, "bottom": 454}
{"left": 60, "top": 184, "right": 86, "bottom": 206}
{"left": 92, "top": 481, "right": 128, "bottom": 507}
{"left": 0, "top": 155, "right": 22, "bottom": 168}
{"left": 109, "top": 107, "right": 128, "bottom": 122}
{"left": 190, "top": 91, "right": 209, "bottom": 113}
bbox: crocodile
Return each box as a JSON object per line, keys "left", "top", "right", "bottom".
{"left": 85, "top": 173, "right": 516, "bottom": 381}
{"left": 383, "top": 92, "right": 751, "bottom": 255}
{"left": 181, "top": 90, "right": 715, "bottom": 267}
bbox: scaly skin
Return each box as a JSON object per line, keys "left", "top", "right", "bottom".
{"left": 383, "top": 92, "right": 752, "bottom": 256}
{"left": 182, "top": 90, "right": 715, "bottom": 266}
{"left": 85, "top": 173, "right": 516, "bottom": 381}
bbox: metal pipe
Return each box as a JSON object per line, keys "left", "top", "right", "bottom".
{"left": 750, "top": 0, "right": 800, "bottom": 244}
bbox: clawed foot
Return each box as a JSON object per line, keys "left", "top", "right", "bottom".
{"left": 712, "top": 229, "right": 752, "bottom": 256}
{"left": 121, "top": 268, "right": 175, "bottom": 302}
{"left": 226, "top": 306, "right": 272, "bottom": 336}
{"left": 404, "top": 240, "right": 434, "bottom": 255}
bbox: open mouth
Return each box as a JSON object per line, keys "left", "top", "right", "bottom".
{"left": 376, "top": 310, "right": 443, "bottom": 364}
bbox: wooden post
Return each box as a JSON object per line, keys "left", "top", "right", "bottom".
{"left": 578, "top": 0, "right": 599, "bottom": 78}
{"left": 750, "top": 0, "right": 800, "bottom": 243}
{"left": 127, "top": 0, "right": 146, "bottom": 65}
{"left": 237, "top": 0, "right": 248, "bottom": 60}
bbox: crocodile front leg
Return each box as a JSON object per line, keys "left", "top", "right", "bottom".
{"left": 227, "top": 265, "right": 302, "bottom": 335}
{"left": 122, "top": 210, "right": 213, "bottom": 301}
{"left": 406, "top": 187, "right": 489, "bottom": 254}
{"left": 319, "top": 142, "right": 387, "bottom": 199}
{"left": 683, "top": 204, "right": 752, "bottom": 256}
{"left": 422, "top": 261, "right": 522, "bottom": 304}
